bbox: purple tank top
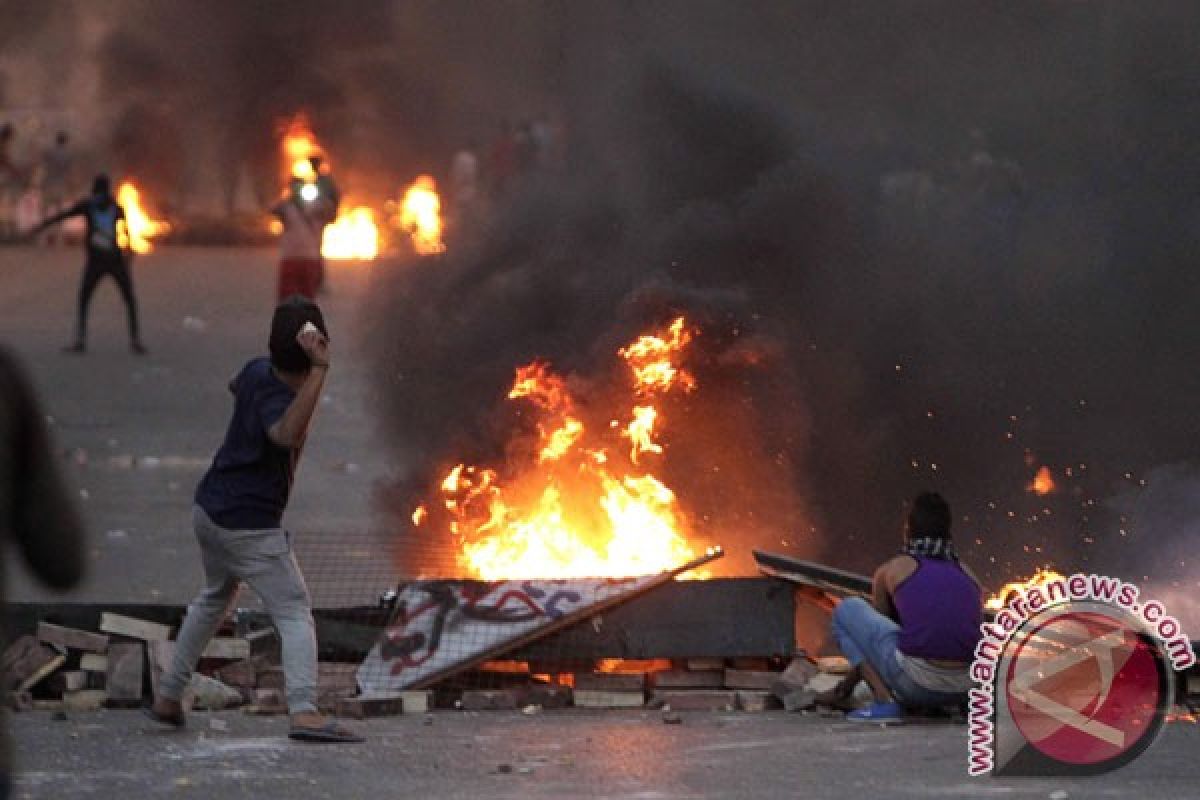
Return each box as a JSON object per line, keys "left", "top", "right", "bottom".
{"left": 894, "top": 557, "right": 982, "bottom": 661}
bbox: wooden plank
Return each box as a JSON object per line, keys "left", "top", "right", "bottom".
{"left": 201, "top": 638, "right": 250, "bottom": 660}
{"left": 573, "top": 689, "right": 644, "bottom": 708}
{"left": 736, "top": 690, "right": 782, "bottom": 712}
{"left": 460, "top": 689, "right": 521, "bottom": 711}
{"left": 723, "top": 669, "right": 777, "bottom": 690}
{"left": 752, "top": 550, "right": 872, "bottom": 596}
{"left": 80, "top": 654, "right": 108, "bottom": 673}
{"left": 17, "top": 653, "right": 65, "bottom": 692}
{"left": 652, "top": 690, "right": 738, "bottom": 711}
{"left": 574, "top": 672, "right": 646, "bottom": 691}
{"left": 337, "top": 694, "right": 404, "bottom": 718}
{"left": 100, "top": 613, "right": 171, "bottom": 642}
{"left": 64, "top": 690, "right": 107, "bottom": 712}
{"left": 653, "top": 670, "right": 725, "bottom": 689}
{"left": 517, "top": 577, "right": 794, "bottom": 662}
{"left": 37, "top": 622, "right": 109, "bottom": 654}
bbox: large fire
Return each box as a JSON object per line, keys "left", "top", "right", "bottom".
{"left": 413, "top": 317, "right": 706, "bottom": 579}
{"left": 985, "top": 567, "right": 1069, "bottom": 611}
{"left": 115, "top": 181, "right": 169, "bottom": 254}
{"left": 395, "top": 175, "right": 445, "bottom": 255}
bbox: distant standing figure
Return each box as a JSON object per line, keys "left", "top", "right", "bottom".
{"left": 272, "top": 179, "right": 333, "bottom": 302}
{"left": 29, "top": 174, "right": 147, "bottom": 355}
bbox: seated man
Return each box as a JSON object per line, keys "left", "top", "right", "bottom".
{"left": 825, "top": 492, "right": 982, "bottom": 722}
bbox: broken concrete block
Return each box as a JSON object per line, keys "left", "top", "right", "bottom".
{"left": 572, "top": 690, "right": 645, "bottom": 708}
{"left": 805, "top": 672, "right": 844, "bottom": 694}
{"left": 244, "top": 688, "right": 287, "bottom": 715}
{"left": 736, "top": 690, "right": 782, "bottom": 712}
{"left": 396, "top": 690, "right": 435, "bottom": 714}
{"left": 521, "top": 684, "right": 572, "bottom": 709}
{"left": 64, "top": 690, "right": 108, "bottom": 712}
{"left": 1, "top": 636, "right": 65, "bottom": 692}
{"left": 37, "top": 622, "right": 110, "bottom": 654}
{"left": 651, "top": 690, "right": 738, "bottom": 711}
{"left": 336, "top": 694, "right": 404, "bottom": 719}
{"left": 782, "top": 689, "right": 817, "bottom": 712}
{"left": 5, "top": 691, "right": 32, "bottom": 712}
{"left": 99, "top": 613, "right": 171, "bottom": 642}
{"left": 770, "top": 656, "right": 818, "bottom": 699}
{"left": 653, "top": 670, "right": 725, "bottom": 689}
{"left": 816, "top": 656, "right": 851, "bottom": 674}
{"left": 723, "top": 669, "right": 777, "bottom": 691}
{"left": 244, "top": 627, "right": 280, "bottom": 660}
{"left": 318, "top": 663, "right": 360, "bottom": 692}
{"left": 47, "top": 671, "right": 88, "bottom": 694}
{"left": 256, "top": 666, "right": 285, "bottom": 690}
{"left": 214, "top": 659, "right": 258, "bottom": 689}
{"left": 187, "top": 674, "right": 243, "bottom": 710}
{"left": 461, "top": 689, "right": 521, "bottom": 711}
{"left": 573, "top": 672, "right": 645, "bottom": 691}
{"left": 201, "top": 638, "right": 250, "bottom": 660}
{"left": 79, "top": 654, "right": 108, "bottom": 673}
{"left": 105, "top": 642, "right": 145, "bottom": 707}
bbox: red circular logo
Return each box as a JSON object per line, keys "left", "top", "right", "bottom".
{"left": 1005, "top": 610, "right": 1165, "bottom": 767}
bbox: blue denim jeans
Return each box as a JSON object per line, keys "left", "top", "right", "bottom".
{"left": 831, "top": 597, "right": 967, "bottom": 709}
{"left": 160, "top": 506, "right": 318, "bottom": 713}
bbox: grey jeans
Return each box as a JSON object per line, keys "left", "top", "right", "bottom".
{"left": 159, "top": 506, "right": 318, "bottom": 713}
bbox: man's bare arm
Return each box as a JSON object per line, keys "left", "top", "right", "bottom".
{"left": 267, "top": 327, "right": 330, "bottom": 449}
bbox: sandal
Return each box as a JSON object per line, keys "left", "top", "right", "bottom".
{"left": 142, "top": 703, "right": 186, "bottom": 728}
{"left": 288, "top": 720, "right": 365, "bottom": 743}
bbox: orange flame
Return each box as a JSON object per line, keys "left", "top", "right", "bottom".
{"left": 321, "top": 207, "right": 379, "bottom": 261}
{"left": 1029, "top": 466, "right": 1056, "bottom": 495}
{"left": 418, "top": 318, "right": 703, "bottom": 579}
{"left": 619, "top": 317, "right": 696, "bottom": 393}
{"left": 985, "top": 567, "right": 1069, "bottom": 611}
{"left": 281, "top": 114, "right": 321, "bottom": 181}
{"left": 397, "top": 175, "right": 445, "bottom": 255}
{"left": 115, "top": 181, "right": 169, "bottom": 254}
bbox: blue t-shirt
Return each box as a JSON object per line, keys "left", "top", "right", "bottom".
{"left": 195, "top": 358, "right": 296, "bottom": 529}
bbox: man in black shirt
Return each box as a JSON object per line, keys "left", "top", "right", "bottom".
{"left": 30, "top": 174, "right": 147, "bottom": 355}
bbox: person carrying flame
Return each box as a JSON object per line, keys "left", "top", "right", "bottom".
{"left": 28, "top": 174, "right": 147, "bottom": 355}
{"left": 272, "top": 157, "right": 337, "bottom": 302}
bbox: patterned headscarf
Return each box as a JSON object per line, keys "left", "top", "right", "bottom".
{"left": 903, "top": 535, "right": 958, "bottom": 561}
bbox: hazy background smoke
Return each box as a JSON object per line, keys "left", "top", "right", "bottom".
{"left": 3, "top": 2, "right": 1198, "bottom": 595}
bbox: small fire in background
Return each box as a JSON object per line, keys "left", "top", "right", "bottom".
{"left": 985, "top": 566, "right": 1069, "bottom": 611}
{"left": 393, "top": 175, "right": 445, "bottom": 255}
{"left": 281, "top": 114, "right": 321, "bottom": 182}
{"left": 115, "top": 181, "right": 169, "bottom": 254}
{"left": 321, "top": 207, "right": 379, "bottom": 261}
{"left": 1028, "top": 465, "right": 1056, "bottom": 495}
{"left": 412, "top": 317, "right": 707, "bottom": 580}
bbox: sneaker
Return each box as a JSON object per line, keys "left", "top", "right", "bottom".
{"left": 846, "top": 701, "right": 904, "bottom": 723}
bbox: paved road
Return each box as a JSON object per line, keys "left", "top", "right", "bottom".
{"left": 0, "top": 245, "right": 402, "bottom": 606}
{"left": 9, "top": 708, "right": 1200, "bottom": 799}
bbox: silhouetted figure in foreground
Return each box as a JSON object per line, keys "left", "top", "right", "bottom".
{"left": 0, "top": 346, "right": 86, "bottom": 796}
